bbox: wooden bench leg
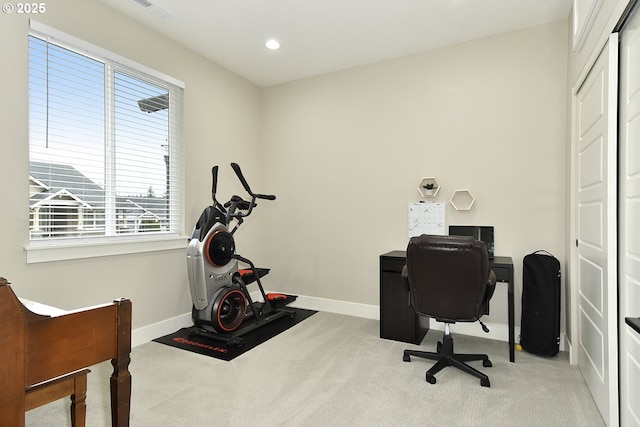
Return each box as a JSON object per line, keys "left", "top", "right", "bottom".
{"left": 70, "top": 372, "right": 87, "bottom": 427}
{"left": 25, "top": 369, "right": 90, "bottom": 427}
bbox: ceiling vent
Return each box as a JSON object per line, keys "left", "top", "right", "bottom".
{"left": 131, "top": 0, "right": 173, "bottom": 18}
{"left": 132, "top": 0, "right": 153, "bottom": 7}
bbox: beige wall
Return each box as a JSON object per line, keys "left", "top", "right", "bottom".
{"left": 0, "top": 0, "right": 262, "bottom": 331}
{"left": 0, "top": 0, "right": 569, "bottom": 340}
{"left": 260, "top": 20, "right": 569, "bottom": 331}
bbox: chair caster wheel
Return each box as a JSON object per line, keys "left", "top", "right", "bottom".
{"left": 403, "top": 353, "right": 411, "bottom": 362}
{"left": 481, "top": 378, "right": 490, "bottom": 387}
{"left": 483, "top": 359, "right": 492, "bottom": 367}
{"left": 436, "top": 341, "right": 442, "bottom": 353}
{"left": 426, "top": 373, "right": 436, "bottom": 384}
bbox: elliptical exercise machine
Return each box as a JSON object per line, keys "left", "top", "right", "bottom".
{"left": 186, "top": 163, "right": 295, "bottom": 346}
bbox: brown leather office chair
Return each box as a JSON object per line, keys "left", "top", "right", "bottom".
{"left": 401, "top": 234, "right": 496, "bottom": 387}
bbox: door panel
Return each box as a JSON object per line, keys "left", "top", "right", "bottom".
{"left": 579, "top": 306, "right": 604, "bottom": 375}
{"left": 575, "top": 33, "right": 618, "bottom": 426}
{"left": 578, "top": 203, "right": 602, "bottom": 246}
{"left": 579, "top": 255, "right": 603, "bottom": 311}
{"left": 619, "top": 7, "right": 640, "bottom": 425}
{"left": 580, "top": 139, "right": 604, "bottom": 188}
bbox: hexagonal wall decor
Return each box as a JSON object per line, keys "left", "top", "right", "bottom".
{"left": 418, "top": 177, "right": 440, "bottom": 198}
{"left": 450, "top": 189, "right": 475, "bottom": 211}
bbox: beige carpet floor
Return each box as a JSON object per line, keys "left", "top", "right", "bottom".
{"left": 26, "top": 311, "right": 605, "bottom": 427}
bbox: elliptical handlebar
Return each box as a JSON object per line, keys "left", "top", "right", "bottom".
{"left": 256, "top": 193, "right": 277, "bottom": 201}
{"left": 231, "top": 163, "right": 276, "bottom": 201}
{"left": 210, "top": 165, "right": 228, "bottom": 214}
{"left": 223, "top": 162, "right": 275, "bottom": 223}
{"left": 211, "top": 165, "right": 218, "bottom": 200}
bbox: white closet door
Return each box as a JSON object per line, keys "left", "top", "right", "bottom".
{"left": 575, "top": 33, "right": 618, "bottom": 427}
{"left": 619, "top": 9, "right": 640, "bottom": 427}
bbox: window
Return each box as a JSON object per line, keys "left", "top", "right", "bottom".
{"left": 27, "top": 22, "right": 184, "bottom": 259}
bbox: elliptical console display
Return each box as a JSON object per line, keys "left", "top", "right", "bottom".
{"left": 186, "top": 163, "right": 295, "bottom": 345}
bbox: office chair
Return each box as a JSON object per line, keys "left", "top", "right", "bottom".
{"left": 401, "top": 234, "right": 496, "bottom": 387}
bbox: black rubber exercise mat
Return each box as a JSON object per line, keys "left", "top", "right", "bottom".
{"left": 153, "top": 307, "right": 317, "bottom": 361}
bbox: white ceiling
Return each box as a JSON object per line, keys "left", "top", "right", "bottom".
{"left": 99, "top": 0, "right": 573, "bottom": 87}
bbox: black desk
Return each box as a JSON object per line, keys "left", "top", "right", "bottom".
{"left": 380, "top": 251, "right": 515, "bottom": 363}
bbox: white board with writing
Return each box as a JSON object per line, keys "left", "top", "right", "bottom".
{"left": 408, "top": 202, "right": 446, "bottom": 238}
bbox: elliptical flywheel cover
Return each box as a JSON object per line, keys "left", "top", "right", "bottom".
{"left": 205, "top": 230, "right": 235, "bottom": 267}
{"left": 211, "top": 287, "right": 247, "bottom": 333}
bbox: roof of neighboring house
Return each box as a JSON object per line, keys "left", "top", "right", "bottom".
{"left": 29, "top": 162, "right": 168, "bottom": 218}
{"left": 30, "top": 161, "right": 105, "bottom": 208}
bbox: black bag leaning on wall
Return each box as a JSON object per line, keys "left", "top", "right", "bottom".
{"left": 520, "top": 250, "right": 561, "bottom": 357}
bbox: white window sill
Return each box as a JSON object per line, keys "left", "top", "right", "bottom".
{"left": 25, "top": 235, "right": 189, "bottom": 264}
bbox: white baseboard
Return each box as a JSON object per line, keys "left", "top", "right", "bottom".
{"left": 276, "top": 293, "right": 516, "bottom": 345}
{"left": 287, "top": 294, "right": 380, "bottom": 320}
{"left": 286, "top": 293, "right": 568, "bottom": 351}
{"left": 565, "top": 335, "right": 574, "bottom": 363}
{"left": 131, "top": 312, "right": 192, "bottom": 348}
{"left": 130, "top": 292, "right": 382, "bottom": 347}
{"left": 132, "top": 293, "right": 566, "bottom": 353}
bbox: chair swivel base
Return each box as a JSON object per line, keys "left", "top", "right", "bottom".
{"left": 403, "top": 332, "right": 492, "bottom": 387}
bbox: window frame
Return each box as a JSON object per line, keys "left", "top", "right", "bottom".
{"left": 25, "top": 21, "right": 186, "bottom": 263}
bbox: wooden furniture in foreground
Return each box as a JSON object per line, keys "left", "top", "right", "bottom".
{"left": 25, "top": 368, "right": 91, "bottom": 427}
{"left": 0, "top": 277, "right": 132, "bottom": 427}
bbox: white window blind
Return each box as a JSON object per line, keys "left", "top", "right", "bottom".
{"left": 28, "top": 22, "right": 184, "bottom": 247}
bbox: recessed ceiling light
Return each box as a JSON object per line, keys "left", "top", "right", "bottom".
{"left": 265, "top": 39, "right": 280, "bottom": 50}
